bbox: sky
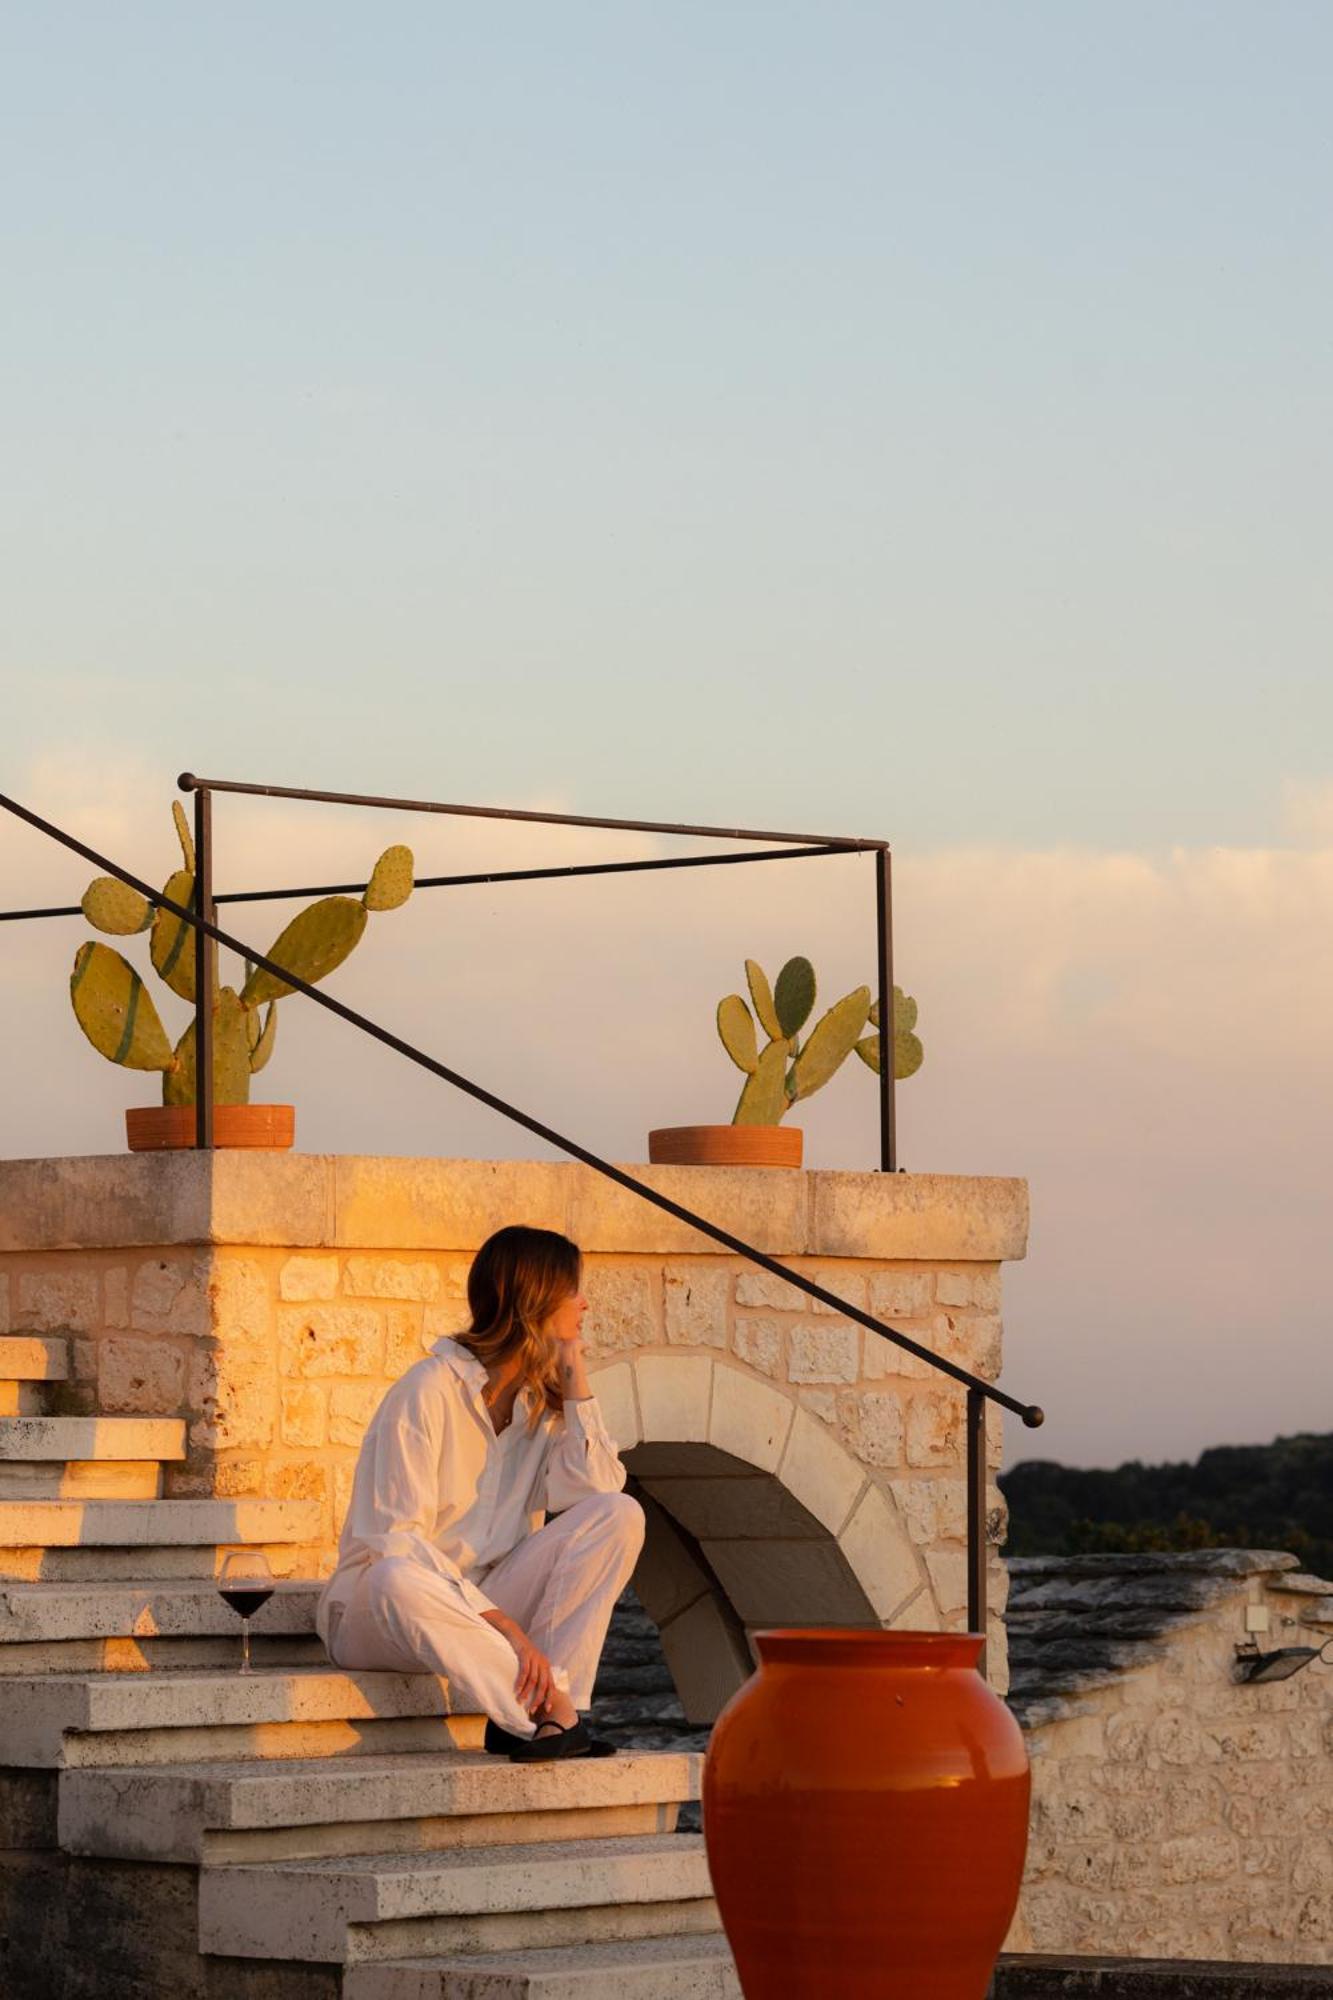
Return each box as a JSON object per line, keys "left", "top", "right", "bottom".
{"left": 2, "top": 4, "right": 1330, "bottom": 1471}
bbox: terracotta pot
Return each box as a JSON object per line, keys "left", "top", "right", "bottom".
{"left": 647, "top": 1125, "right": 802, "bottom": 1168}
{"left": 125, "top": 1105, "right": 296, "bottom": 1152}
{"left": 703, "top": 1628, "right": 1030, "bottom": 1999}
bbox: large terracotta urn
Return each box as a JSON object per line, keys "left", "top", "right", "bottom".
{"left": 702, "top": 1628, "right": 1030, "bottom": 1998}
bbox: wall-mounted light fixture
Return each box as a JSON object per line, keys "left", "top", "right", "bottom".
{"left": 1234, "top": 1639, "right": 1323, "bottom": 1685}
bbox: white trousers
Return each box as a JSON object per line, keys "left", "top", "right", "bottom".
{"left": 325, "top": 1491, "right": 645, "bottom": 1737}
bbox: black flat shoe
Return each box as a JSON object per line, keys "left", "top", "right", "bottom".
{"left": 508, "top": 1717, "right": 617, "bottom": 1763}
{"left": 483, "top": 1719, "right": 529, "bottom": 1756}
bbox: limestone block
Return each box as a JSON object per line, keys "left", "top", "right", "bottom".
{"left": 733, "top": 1271, "right": 803, "bottom": 1310}
{"left": 799, "top": 1389, "right": 837, "bottom": 1422}
{"left": 129, "top": 1259, "right": 190, "bottom": 1332}
{"left": 281, "top": 1384, "right": 327, "bottom": 1450}
{"left": 188, "top": 1346, "right": 276, "bottom": 1451}
{"left": 868, "top": 1269, "right": 934, "bottom": 1319}
{"left": 904, "top": 1388, "right": 963, "bottom": 1468}
{"left": 889, "top": 1476, "right": 966, "bottom": 1546}
{"left": 382, "top": 1305, "right": 426, "bottom": 1377}
{"left": 925, "top": 1550, "right": 968, "bottom": 1616}
{"left": 271, "top": 1460, "right": 329, "bottom": 1503}
{"left": 103, "top": 1268, "right": 128, "bottom": 1328}
{"left": 586, "top": 1362, "right": 639, "bottom": 1450}
{"left": 17, "top": 1270, "right": 99, "bottom": 1335}
{"left": 708, "top": 1368, "right": 793, "bottom": 1475}
{"left": 663, "top": 1266, "right": 729, "bottom": 1349}
{"left": 837, "top": 1485, "right": 922, "bottom": 1621}
{"left": 334, "top": 1156, "right": 568, "bottom": 1250}
{"left": 730, "top": 1314, "right": 785, "bottom": 1378}
{"left": 635, "top": 1355, "right": 712, "bottom": 1444}
{"left": 99, "top": 1337, "right": 186, "bottom": 1415}
{"left": 279, "top": 1305, "right": 384, "bottom": 1378}
{"left": 789, "top": 1322, "right": 860, "bottom": 1384}
{"left": 659, "top": 1592, "right": 753, "bottom": 1724}
{"left": 568, "top": 1162, "right": 807, "bottom": 1257}
{"left": 778, "top": 1409, "right": 865, "bottom": 1536}
{"left": 703, "top": 1537, "right": 874, "bottom": 1626}
{"left": 209, "top": 1256, "right": 273, "bottom": 1345}
{"left": 935, "top": 1267, "right": 1002, "bottom": 1310}
{"left": 804, "top": 1265, "right": 867, "bottom": 1316}
{"left": 329, "top": 1382, "right": 384, "bottom": 1446}
{"left": 209, "top": 1153, "right": 336, "bottom": 1246}
{"left": 423, "top": 1301, "right": 471, "bottom": 1342}
{"left": 342, "top": 1258, "right": 441, "bottom": 1302}
{"left": 279, "top": 1257, "right": 340, "bottom": 1303}
{"left": 835, "top": 1389, "right": 904, "bottom": 1468}
{"left": 0, "top": 1270, "right": 9, "bottom": 1335}
{"left": 630, "top": 1495, "right": 712, "bottom": 1627}
{"left": 638, "top": 1473, "right": 824, "bottom": 1542}
{"left": 0, "top": 1337, "right": 68, "bottom": 1381}
{"left": 810, "top": 1172, "right": 1028, "bottom": 1262}
{"left": 72, "top": 1339, "right": 97, "bottom": 1382}
{"left": 582, "top": 1266, "right": 662, "bottom": 1355}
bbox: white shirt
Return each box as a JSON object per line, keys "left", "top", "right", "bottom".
{"left": 316, "top": 1337, "right": 628, "bottom": 1640}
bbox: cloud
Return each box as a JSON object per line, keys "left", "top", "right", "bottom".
{"left": 2, "top": 758, "right": 1329, "bottom": 1475}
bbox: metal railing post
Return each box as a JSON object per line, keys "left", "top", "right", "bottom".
{"left": 967, "top": 1387, "right": 988, "bottom": 1675}
{"left": 875, "top": 847, "right": 897, "bottom": 1172}
{"left": 193, "top": 787, "right": 215, "bottom": 1150}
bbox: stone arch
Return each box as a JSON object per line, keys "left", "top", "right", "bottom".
{"left": 590, "top": 1351, "right": 927, "bottom": 1724}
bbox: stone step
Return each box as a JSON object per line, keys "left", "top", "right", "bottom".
{"left": 0, "top": 1496, "right": 320, "bottom": 1548}
{"left": 0, "top": 1666, "right": 481, "bottom": 1768}
{"left": 0, "top": 1631, "right": 328, "bottom": 1675}
{"left": 0, "top": 1541, "right": 317, "bottom": 1582}
{"left": 60, "top": 1747, "right": 701, "bottom": 1862}
{"left": 0, "top": 1577, "right": 321, "bottom": 1644}
{"left": 0, "top": 1416, "right": 186, "bottom": 1461}
{"left": 992, "top": 1957, "right": 1333, "bottom": 1996}
{"left": 0, "top": 1337, "right": 69, "bottom": 1382}
{"left": 198, "top": 1833, "right": 719, "bottom": 1964}
{"left": 0, "top": 1382, "right": 45, "bottom": 1416}
{"left": 0, "top": 1462, "right": 162, "bottom": 1500}
{"left": 342, "top": 1933, "right": 741, "bottom": 2000}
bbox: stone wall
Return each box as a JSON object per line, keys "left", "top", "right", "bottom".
{"left": 0, "top": 1153, "right": 1029, "bottom": 1677}
{"left": 1008, "top": 1554, "right": 1333, "bottom": 1966}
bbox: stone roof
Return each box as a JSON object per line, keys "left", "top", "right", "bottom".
{"left": 1005, "top": 1549, "right": 1333, "bottom": 1729}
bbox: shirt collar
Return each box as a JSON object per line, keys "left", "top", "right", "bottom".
{"left": 433, "top": 1337, "right": 489, "bottom": 1392}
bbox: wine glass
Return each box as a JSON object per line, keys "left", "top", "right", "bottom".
{"left": 218, "top": 1549, "right": 275, "bottom": 1676}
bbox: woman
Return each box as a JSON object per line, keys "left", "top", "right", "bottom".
{"left": 316, "top": 1224, "right": 644, "bottom": 1761}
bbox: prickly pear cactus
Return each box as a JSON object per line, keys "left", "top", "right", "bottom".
{"left": 68, "top": 808, "right": 414, "bottom": 1107}
{"left": 716, "top": 957, "right": 922, "bottom": 1124}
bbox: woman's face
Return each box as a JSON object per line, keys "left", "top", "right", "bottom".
{"left": 545, "top": 1281, "right": 588, "bottom": 1346}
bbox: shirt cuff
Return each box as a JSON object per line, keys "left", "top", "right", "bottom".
{"left": 562, "top": 1394, "right": 614, "bottom": 1446}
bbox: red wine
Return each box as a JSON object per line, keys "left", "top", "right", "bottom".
{"left": 219, "top": 1587, "right": 273, "bottom": 1620}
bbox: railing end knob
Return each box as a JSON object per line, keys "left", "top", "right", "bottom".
{"left": 1023, "top": 1405, "right": 1045, "bottom": 1429}
{"left": 177, "top": 772, "right": 198, "bottom": 792}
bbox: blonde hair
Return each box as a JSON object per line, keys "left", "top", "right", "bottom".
{"left": 454, "top": 1225, "right": 581, "bottom": 1433}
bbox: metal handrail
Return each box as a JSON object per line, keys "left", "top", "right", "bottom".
{"left": 0, "top": 781, "right": 1044, "bottom": 1666}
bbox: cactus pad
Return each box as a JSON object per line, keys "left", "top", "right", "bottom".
{"left": 164, "top": 990, "right": 254, "bottom": 1106}
{"left": 717, "top": 995, "right": 759, "bottom": 1073}
{"left": 172, "top": 801, "right": 195, "bottom": 873}
{"left": 733, "top": 1040, "right": 790, "bottom": 1125}
{"left": 150, "top": 869, "right": 197, "bottom": 1002}
{"left": 248, "top": 1001, "right": 278, "bottom": 1074}
{"left": 789, "top": 987, "right": 872, "bottom": 1101}
{"left": 70, "top": 944, "right": 174, "bottom": 1072}
{"left": 82, "top": 878, "right": 152, "bottom": 936}
{"left": 856, "top": 987, "right": 925, "bottom": 1079}
{"left": 364, "top": 845, "right": 414, "bottom": 912}
{"left": 242, "top": 896, "right": 369, "bottom": 1005}
{"left": 773, "top": 957, "right": 816, "bottom": 1038}
{"left": 745, "top": 960, "right": 782, "bottom": 1042}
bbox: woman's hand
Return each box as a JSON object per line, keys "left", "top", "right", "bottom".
{"left": 481, "top": 1609, "right": 556, "bottom": 1716}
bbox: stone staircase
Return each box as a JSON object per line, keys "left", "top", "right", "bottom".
{"left": 0, "top": 1337, "right": 739, "bottom": 2000}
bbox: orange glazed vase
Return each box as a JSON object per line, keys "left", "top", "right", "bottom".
{"left": 702, "top": 1628, "right": 1030, "bottom": 1999}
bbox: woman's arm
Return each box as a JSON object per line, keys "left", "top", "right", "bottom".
{"left": 543, "top": 1336, "right": 628, "bottom": 1511}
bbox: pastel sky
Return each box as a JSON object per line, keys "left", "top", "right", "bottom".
{"left": 3, "top": 4, "right": 1330, "bottom": 1469}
